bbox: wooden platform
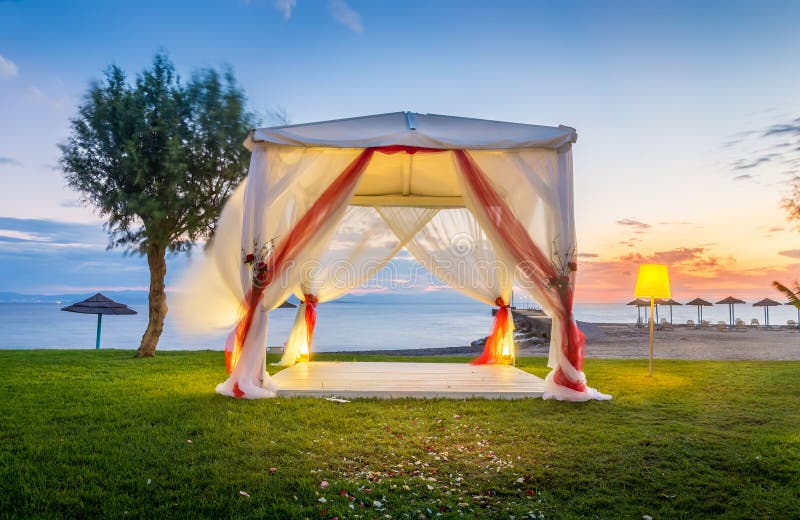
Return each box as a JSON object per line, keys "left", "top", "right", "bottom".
{"left": 270, "top": 362, "right": 545, "bottom": 399}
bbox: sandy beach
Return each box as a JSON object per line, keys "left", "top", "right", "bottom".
{"left": 338, "top": 322, "right": 800, "bottom": 361}
{"left": 529, "top": 322, "right": 800, "bottom": 361}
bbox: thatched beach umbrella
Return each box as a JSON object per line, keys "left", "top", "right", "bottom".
{"left": 656, "top": 298, "right": 683, "bottom": 324}
{"left": 752, "top": 298, "right": 780, "bottom": 326}
{"left": 626, "top": 298, "right": 649, "bottom": 326}
{"left": 278, "top": 300, "right": 297, "bottom": 309}
{"left": 686, "top": 298, "right": 713, "bottom": 327}
{"left": 61, "top": 293, "right": 137, "bottom": 349}
{"left": 716, "top": 296, "right": 746, "bottom": 329}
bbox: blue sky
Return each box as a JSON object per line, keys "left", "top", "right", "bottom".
{"left": 1, "top": 0, "right": 800, "bottom": 299}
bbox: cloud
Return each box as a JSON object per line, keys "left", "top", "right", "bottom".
{"left": 0, "top": 156, "right": 22, "bottom": 167}
{"left": 660, "top": 247, "right": 708, "bottom": 263}
{"left": 615, "top": 219, "right": 650, "bottom": 230}
{"left": 728, "top": 115, "right": 800, "bottom": 184}
{"left": 578, "top": 252, "right": 599, "bottom": 258}
{"left": 59, "top": 200, "right": 84, "bottom": 209}
{"left": 0, "top": 230, "right": 52, "bottom": 243}
{"left": 576, "top": 255, "right": 800, "bottom": 303}
{"left": 25, "top": 85, "right": 69, "bottom": 110}
{"left": 618, "top": 247, "right": 731, "bottom": 275}
{"left": 328, "top": 0, "right": 363, "bottom": 32}
{"left": 0, "top": 53, "right": 17, "bottom": 77}
{"left": 572, "top": 243, "right": 799, "bottom": 302}
{"left": 0, "top": 217, "right": 189, "bottom": 294}
{"left": 764, "top": 118, "right": 800, "bottom": 136}
{"left": 273, "top": 0, "right": 296, "bottom": 19}
{"left": 732, "top": 156, "right": 771, "bottom": 170}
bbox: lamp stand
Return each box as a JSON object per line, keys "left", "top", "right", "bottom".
{"left": 648, "top": 296, "right": 655, "bottom": 377}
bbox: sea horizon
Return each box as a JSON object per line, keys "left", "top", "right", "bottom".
{"left": 2, "top": 293, "right": 798, "bottom": 351}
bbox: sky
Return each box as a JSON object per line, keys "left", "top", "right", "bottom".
{"left": 1, "top": 0, "right": 800, "bottom": 303}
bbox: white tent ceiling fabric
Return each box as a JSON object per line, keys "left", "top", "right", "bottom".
{"left": 246, "top": 112, "right": 577, "bottom": 150}
{"left": 175, "top": 113, "right": 609, "bottom": 402}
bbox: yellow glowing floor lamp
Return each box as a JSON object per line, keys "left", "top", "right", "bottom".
{"left": 634, "top": 264, "right": 671, "bottom": 376}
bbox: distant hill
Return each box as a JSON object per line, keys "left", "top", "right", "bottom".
{"left": 0, "top": 291, "right": 150, "bottom": 304}
{"left": 0, "top": 288, "right": 476, "bottom": 305}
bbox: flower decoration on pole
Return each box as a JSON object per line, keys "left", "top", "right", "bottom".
{"left": 242, "top": 237, "right": 278, "bottom": 289}
{"left": 226, "top": 236, "right": 279, "bottom": 379}
{"left": 634, "top": 264, "right": 671, "bottom": 377}
{"left": 546, "top": 245, "right": 578, "bottom": 295}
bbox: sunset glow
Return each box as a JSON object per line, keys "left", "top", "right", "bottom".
{"left": 1, "top": 1, "right": 799, "bottom": 305}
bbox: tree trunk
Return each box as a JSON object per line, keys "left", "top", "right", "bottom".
{"left": 136, "top": 243, "right": 168, "bottom": 357}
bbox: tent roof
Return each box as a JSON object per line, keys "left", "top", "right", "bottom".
{"left": 716, "top": 296, "right": 746, "bottom": 305}
{"left": 61, "top": 293, "right": 137, "bottom": 315}
{"left": 246, "top": 112, "right": 577, "bottom": 151}
{"left": 753, "top": 298, "right": 781, "bottom": 307}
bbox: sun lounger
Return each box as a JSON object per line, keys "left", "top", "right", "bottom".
{"left": 701, "top": 320, "right": 711, "bottom": 328}
{"left": 686, "top": 319, "right": 695, "bottom": 327}
{"left": 734, "top": 319, "right": 747, "bottom": 331}
{"left": 788, "top": 319, "right": 798, "bottom": 328}
{"left": 750, "top": 318, "right": 760, "bottom": 327}
{"left": 660, "top": 318, "right": 673, "bottom": 330}
{"left": 716, "top": 321, "right": 728, "bottom": 331}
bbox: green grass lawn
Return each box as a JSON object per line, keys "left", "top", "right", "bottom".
{"left": 1, "top": 350, "right": 798, "bottom": 519}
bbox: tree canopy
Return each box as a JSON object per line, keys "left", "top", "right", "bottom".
{"left": 60, "top": 53, "right": 256, "bottom": 356}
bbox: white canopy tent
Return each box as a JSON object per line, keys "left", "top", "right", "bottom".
{"left": 175, "top": 112, "right": 610, "bottom": 402}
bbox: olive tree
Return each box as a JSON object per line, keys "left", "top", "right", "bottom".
{"left": 60, "top": 53, "right": 255, "bottom": 356}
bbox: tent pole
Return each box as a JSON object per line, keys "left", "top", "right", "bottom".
{"left": 95, "top": 314, "right": 102, "bottom": 349}
{"left": 648, "top": 297, "right": 655, "bottom": 377}
{"left": 729, "top": 305, "right": 733, "bottom": 329}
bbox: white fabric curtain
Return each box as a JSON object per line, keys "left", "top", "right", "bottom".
{"left": 377, "top": 207, "right": 512, "bottom": 306}
{"left": 175, "top": 144, "right": 365, "bottom": 397}
{"left": 279, "top": 205, "right": 437, "bottom": 365}
{"left": 175, "top": 141, "right": 608, "bottom": 401}
{"left": 377, "top": 206, "right": 515, "bottom": 363}
{"left": 464, "top": 148, "right": 609, "bottom": 401}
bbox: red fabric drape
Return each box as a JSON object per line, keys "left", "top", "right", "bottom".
{"left": 454, "top": 150, "right": 586, "bottom": 392}
{"left": 224, "top": 148, "right": 376, "bottom": 385}
{"left": 224, "top": 146, "right": 445, "bottom": 395}
{"left": 303, "top": 294, "right": 318, "bottom": 359}
{"left": 471, "top": 297, "right": 513, "bottom": 365}
{"left": 224, "top": 145, "right": 586, "bottom": 395}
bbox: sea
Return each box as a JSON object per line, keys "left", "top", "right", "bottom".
{"left": 1, "top": 295, "right": 798, "bottom": 351}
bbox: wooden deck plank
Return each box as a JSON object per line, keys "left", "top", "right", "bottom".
{"left": 270, "top": 362, "right": 545, "bottom": 399}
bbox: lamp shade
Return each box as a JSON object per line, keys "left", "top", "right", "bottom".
{"left": 634, "top": 264, "right": 671, "bottom": 299}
